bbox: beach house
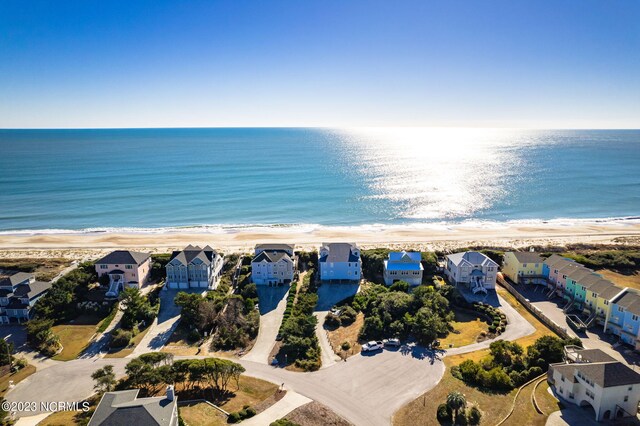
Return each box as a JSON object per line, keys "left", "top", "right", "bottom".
{"left": 548, "top": 346, "right": 640, "bottom": 421}
{"left": 606, "top": 290, "right": 640, "bottom": 349}
{"left": 502, "top": 251, "right": 545, "bottom": 284}
{"left": 0, "top": 272, "right": 52, "bottom": 324}
{"left": 251, "top": 244, "right": 295, "bottom": 285}
{"left": 544, "top": 254, "right": 583, "bottom": 294}
{"left": 88, "top": 386, "right": 178, "bottom": 426}
{"left": 444, "top": 251, "right": 498, "bottom": 294}
{"left": 95, "top": 250, "right": 152, "bottom": 297}
{"left": 165, "top": 245, "right": 223, "bottom": 290}
{"left": 318, "top": 243, "right": 361, "bottom": 283}
{"left": 383, "top": 251, "right": 423, "bottom": 286}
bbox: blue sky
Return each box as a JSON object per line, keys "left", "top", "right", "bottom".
{"left": 1, "top": 0, "right": 639, "bottom": 128}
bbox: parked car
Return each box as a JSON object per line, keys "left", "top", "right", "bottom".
{"left": 361, "top": 341, "right": 383, "bottom": 352}
{"left": 383, "top": 338, "right": 401, "bottom": 347}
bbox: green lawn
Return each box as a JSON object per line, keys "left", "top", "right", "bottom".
{"left": 439, "top": 308, "right": 489, "bottom": 348}
{"left": 180, "top": 402, "right": 228, "bottom": 426}
{"left": 51, "top": 314, "right": 104, "bottom": 361}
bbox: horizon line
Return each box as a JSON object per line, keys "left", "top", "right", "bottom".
{"left": 1, "top": 126, "right": 640, "bottom": 131}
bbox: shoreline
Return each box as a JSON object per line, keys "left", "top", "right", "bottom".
{"left": 0, "top": 222, "right": 639, "bottom": 260}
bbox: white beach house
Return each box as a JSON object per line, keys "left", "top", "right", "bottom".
{"left": 444, "top": 251, "right": 498, "bottom": 294}
{"left": 251, "top": 244, "right": 295, "bottom": 285}
{"left": 383, "top": 251, "right": 423, "bottom": 286}
{"left": 165, "top": 245, "right": 224, "bottom": 290}
{"left": 548, "top": 346, "right": 640, "bottom": 421}
{"left": 318, "top": 243, "right": 361, "bottom": 283}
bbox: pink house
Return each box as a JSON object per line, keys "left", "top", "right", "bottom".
{"left": 95, "top": 250, "right": 152, "bottom": 297}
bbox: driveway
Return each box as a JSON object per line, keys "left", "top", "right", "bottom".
{"left": 131, "top": 288, "right": 193, "bottom": 356}
{"left": 314, "top": 283, "right": 360, "bottom": 368}
{"left": 241, "top": 285, "right": 289, "bottom": 364}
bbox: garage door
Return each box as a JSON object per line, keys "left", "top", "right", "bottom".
{"left": 178, "top": 282, "right": 189, "bottom": 289}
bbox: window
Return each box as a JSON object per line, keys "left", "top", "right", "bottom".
{"left": 629, "top": 386, "right": 633, "bottom": 391}
{"left": 624, "top": 396, "right": 629, "bottom": 402}
{"left": 619, "top": 307, "right": 625, "bottom": 312}
{"left": 605, "top": 300, "right": 609, "bottom": 305}
{"left": 633, "top": 315, "right": 639, "bottom": 321}
{"left": 592, "top": 292, "right": 597, "bottom": 298}
{"left": 100, "top": 264, "right": 108, "bottom": 269}
{"left": 125, "top": 265, "right": 133, "bottom": 270}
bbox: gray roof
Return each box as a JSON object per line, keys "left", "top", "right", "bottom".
{"left": 510, "top": 252, "right": 544, "bottom": 264}
{"left": 446, "top": 251, "right": 498, "bottom": 268}
{"left": 565, "top": 267, "right": 594, "bottom": 282}
{"left": 599, "top": 284, "right": 625, "bottom": 301}
{"left": 612, "top": 290, "right": 640, "bottom": 316}
{"left": 12, "top": 281, "right": 52, "bottom": 299}
{"left": 168, "top": 245, "right": 218, "bottom": 266}
{"left": 319, "top": 243, "right": 360, "bottom": 263}
{"left": 88, "top": 389, "right": 176, "bottom": 426}
{"left": 255, "top": 243, "right": 294, "bottom": 252}
{"left": 572, "top": 273, "right": 603, "bottom": 288}
{"left": 96, "top": 251, "right": 151, "bottom": 266}
{"left": 0, "top": 272, "right": 34, "bottom": 288}
{"left": 544, "top": 254, "right": 579, "bottom": 270}
{"left": 252, "top": 250, "right": 291, "bottom": 263}
{"left": 578, "top": 362, "right": 640, "bottom": 388}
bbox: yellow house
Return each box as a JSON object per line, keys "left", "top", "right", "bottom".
{"left": 586, "top": 279, "right": 624, "bottom": 323}
{"left": 502, "top": 252, "right": 545, "bottom": 284}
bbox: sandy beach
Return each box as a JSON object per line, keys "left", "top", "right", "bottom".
{"left": 1, "top": 222, "right": 639, "bottom": 260}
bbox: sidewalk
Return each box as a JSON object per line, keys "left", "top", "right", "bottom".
{"left": 241, "top": 390, "right": 311, "bottom": 426}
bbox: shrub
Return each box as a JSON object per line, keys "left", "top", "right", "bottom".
{"left": 228, "top": 412, "right": 241, "bottom": 423}
{"left": 187, "top": 329, "right": 201, "bottom": 343}
{"left": 455, "top": 412, "right": 468, "bottom": 425}
{"left": 110, "top": 329, "right": 132, "bottom": 348}
{"left": 437, "top": 403, "right": 452, "bottom": 423}
{"left": 324, "top": 312, "right": 341, "bottom": 328}
{"left": 467, "top": 406, "right": 481, "bottom": 425}
{"left": 245, "top": 407, "right": 256, "bottom": 418}
{"left": 14, "top": 357, "right": 28, "bottom": 370}
{"left": 488, "top": 325, "right": 496, "bottom": 333}
{"left": 339, "top": 306, "right": 357, "bottom": 324}
{"left": 341, "top": 341, "right": 351, "bottom": 351}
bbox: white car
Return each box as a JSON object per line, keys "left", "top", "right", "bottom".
{"left": 383, "top": 338, "right": 401, "bottom": 347}
{"left": 361, "top": 341, "right": 383, "bottom": 352}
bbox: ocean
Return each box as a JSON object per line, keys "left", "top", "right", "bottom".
{"left": 0, "top": 128, "right": 639, "bottom": 234}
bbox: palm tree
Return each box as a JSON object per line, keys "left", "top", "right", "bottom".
{"left": 446, "top": 391, "right": 467, "bottom": 422}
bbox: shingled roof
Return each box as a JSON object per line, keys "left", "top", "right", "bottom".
{"left": 319, "top": 243, "right": 360, "bottom": 263}
{"left": 168, "top": 245, "right": 218, "bottom": 266}
{"left": 88, "top": 389, "right": 177, "bottom": 426}
{"left": 511, "top": 252, "right": 544, "bottom": 264}
{"left": 96, "top": 251, "right": 151, "bottom": 266}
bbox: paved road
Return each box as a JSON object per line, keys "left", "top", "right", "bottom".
{"left": 242, "top": 390, "right": 311, "bottom": 426}
{"left": 6, "top": 288, "right": 538, "bottom": 425}
{"left": 242, "top": 285, "right": 289, "bottom": 364}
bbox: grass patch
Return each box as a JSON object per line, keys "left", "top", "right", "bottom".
{"left": 393, "top": 369, "right": 515, "bottom": 426}
{"left": 0, "top": 257, "right": 72, "bottom": 282}
{"left": 103, "top": 325, "right": 151, "bottom": 358}
{"left": 596, "top": 269, "right": 640, "bottom": 291}
{"left": 51, "top": 324, "right": 97, "bottom": 361}
{"left": 0, "top": 364, "right": 36, "bottom": 398}
{"left": 220, "top": 375, "right": 279, "bottom": 413}
{"left": 439, "top": 308, "right": 489, "bottom": 348}
{"left": 327, "top": 312, "right": 364, "bottom": 358}
{"left": 180, "top": 402, "right": 228, "bottom": 426}
{"left": 161, "top": 324, "right": 201, "bottom": 356}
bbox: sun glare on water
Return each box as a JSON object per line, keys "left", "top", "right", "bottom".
{"left": 334, "top": 127, "right": 528, "bottom": 221}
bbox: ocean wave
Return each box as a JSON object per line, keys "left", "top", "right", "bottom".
{"left": 1, "top": 216, "right": 640, "bottom": 236}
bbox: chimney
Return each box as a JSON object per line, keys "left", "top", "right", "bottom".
{"left": 166, "top": 385, "right": 175, "bottom": 401}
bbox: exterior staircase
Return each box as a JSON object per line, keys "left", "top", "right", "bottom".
{"left": 563, "top": 297, "right": 575, "bottom": 313}
{"left": 546, "top": 287, "right": 557, "bottom": 299}
{"left": 584, "top": 311, "right": 598, "bottom": 328}
{"left": 106, "top": 279, "right": 123, "bottom": 298}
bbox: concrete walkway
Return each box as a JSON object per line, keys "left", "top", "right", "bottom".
{"left": 242, "top": 285, "right": 289, "bottom": 364}
{"left": 14, "top": 412, "right": 50, "bottom": 426}
{"left": 241, "top": 390, "right": 311, "bottom": 426}
{"left": 80, "top": 307, "right": 124, "bottom": 358}
{"left": 314, "top": 311, "right": 341, "bottom": 368}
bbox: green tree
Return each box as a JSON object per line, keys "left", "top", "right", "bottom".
{"left": 174, "top": 292, "right": 203, "bottom": 325}
{"left": 446, "top": 391, "right": 467, "bottom": 423}
{"left": 120, "top": 287, "right": 158, "bottom": 330}
{"left": 389, "top": 280, "right": 410, "bottom": 293}
{"left": 92, "top": 365, "right": 116, "bottom": 394}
